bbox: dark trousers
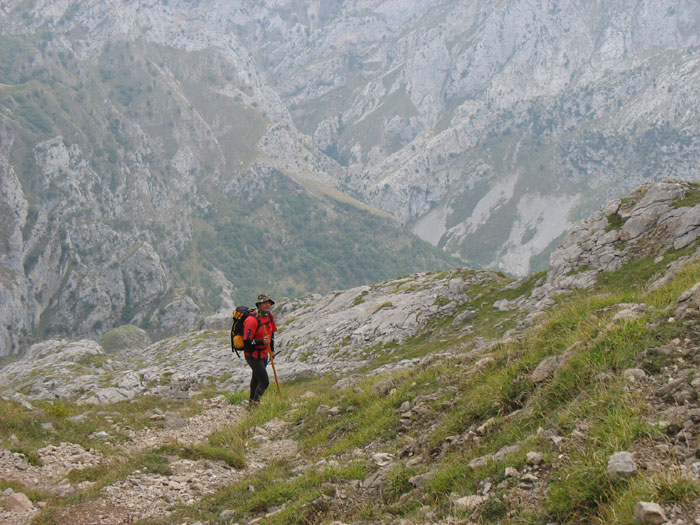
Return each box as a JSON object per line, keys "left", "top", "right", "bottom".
{"left": 245, "top": 354, "right": 269, "bottom": 403}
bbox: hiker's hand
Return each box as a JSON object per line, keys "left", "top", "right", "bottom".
{"left": 263, "top": 336, "right": 271, "bottom": 346}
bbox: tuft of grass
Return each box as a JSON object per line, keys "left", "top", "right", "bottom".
{"left": 352, "top": 290, "right": 368, "bottom": 306}
{"left": 606, "top": 212, "right": 625, "bottom": 231}
{"left": 42, "top": 401, "right": 72, "bottom": 418}
{"left": 597, "top": 472, "right": 700, "bottom": 523}
{"left": 160, "top": 443, "right": 246, "bottom": 469}
{"left": 372, "top": 301, "right": 393, "bottom": 314}
{"left": 10, "top": 447, "right": 42, "bottom": 467}
{"left": 224, "top": 391, "right": 248, "bottom": 405}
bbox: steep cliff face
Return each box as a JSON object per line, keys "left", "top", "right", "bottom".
{"left": 0, "top": 0, "right": 457, "bottom": 356}
{"left": 230, "top": 0, "right": 700, "bottom": 274}
{"left": 2, "top": 0, "right": 700, "bottom": 355}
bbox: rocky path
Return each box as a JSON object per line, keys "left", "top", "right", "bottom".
{"left": 0, "top": 397, "right": 299, "bottom": 524}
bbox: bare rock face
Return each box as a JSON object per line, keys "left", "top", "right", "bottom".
{"left": 277, "top": 269, "right": 492, "bottom": 375}
{"left": 523, "top": 180, "right": 700, "bottom": 313}
{"left": 147, "top": 297, "right": 202, "bottom": 341}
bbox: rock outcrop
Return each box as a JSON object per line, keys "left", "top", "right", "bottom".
{"left": 525, "top": 179, "right": 700, "bottom": 313}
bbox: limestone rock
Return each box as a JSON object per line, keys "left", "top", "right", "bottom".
{"left": 371, "top": 378, "right": 395, "bottom": 396}
{"left": 634, "top": 501, "right": 667, "bottom": 524}
{"left": 623, "top": 368, "right": 647, "bottom": 382}
{"left": 5, "top": 492, "right": 33, "bottom": 512}
{"left": 607, "top": 451, "right": 637, "bottom": 480}
{"left": 531, "top": 352, "right": 572, "bottom": 383}
{"left": 453, "top": 494, "right": 488, "bottom": 510}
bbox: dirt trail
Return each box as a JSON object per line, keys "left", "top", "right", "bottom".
{"left": 1, "top": 398, "right": 299, "bottom": 524}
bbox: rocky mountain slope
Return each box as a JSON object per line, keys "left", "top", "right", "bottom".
{"left": 229, "top": 0, "right": 700, "bottom": 275}
{"left": 1, "top": 179, "right": 700, "bottom": 523}
{"left": 3, "top": 0, "right": 700, "bottom": 356}
{"left": 0, "top": 0, "right": 458, "bottom": 356}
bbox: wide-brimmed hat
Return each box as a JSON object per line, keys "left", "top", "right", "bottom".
{"left": 255, "top": 293, "right": 275, "bottom": 306}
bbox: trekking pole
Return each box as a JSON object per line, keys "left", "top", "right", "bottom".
{"left": 263, "top": 324, "right": 282, "bottom": 398}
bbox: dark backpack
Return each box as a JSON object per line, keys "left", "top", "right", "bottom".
{"left": 230, "top": 306, "right": 259, "bottom": 358}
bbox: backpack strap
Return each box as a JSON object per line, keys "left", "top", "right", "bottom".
{"left": 230, "top": 323, "right": 240, "bottom": 359}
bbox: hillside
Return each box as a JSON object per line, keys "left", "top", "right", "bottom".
{"left": 0, "top": 0, "right": 458, "bottom": 356}
{"left": 2, "top": 179, "right": 700, "bottom": 523}
{"left": 4, "top": 0, "right": 700, "bottom": 356}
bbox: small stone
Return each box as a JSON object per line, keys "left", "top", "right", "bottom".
{"left": 453, "top": 494, "right": 487, "bottom": 510}
{"left": 328, "top": 406, "right": 341, "bottom": 416}
{"left": 5, "top": 492, "right": 34, "bottom": 512}
{"left": 41, "top": 422, "right": 54, "bottom": 431}
{"left": 371, "top": 377, "right": 394, "bottom": 395}
{"left": 550, "top": 435, "right": 565, "bottom": 447}
{"left": 505, "top": 467, "right": 520, "bottom": 478}
{"left": 408, "top": 471, "right": 434, "bottom": 489}
{"left": 371, "top": 452, "right": 393, "bottom": 466}
{"left": 77, "top": 481, "right": 95, "bottom": 491}
{"left": 3, "top": 487, "right": 14, "bottom": 496}
{"left": 469, "top": 456, "right": 488, "bottom": 469}
{"left": 521, "top": 473, "right": 538, "bottom": 483}
{"left": 248, "top": 485, "right": 255, "bottom": 492}
{"left": 634, "top": 501, "right": 667, "bottom": 524}
{"left": 526, "top": 451, "right": 544, "bottom": 465}
{"left": 477, "top": 418, "right": 495, "bottom": 434}
{"left": 668, "top": 317, "right": 676, "bottom": 323}
{"left": 623, "top": 368, "right": 647, "bottom": 382}
{"left": 607, "top": 451, "right": 637, "bottom": 480}
{"left": 9, "top": 434, "right": 20, "bottom": 447}
{"left": 219, "top": 509, "right": 236, "bottom": 520}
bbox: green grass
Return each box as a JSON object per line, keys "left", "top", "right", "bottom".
{"left": 671, "top": 182, "right": 700, "bottom": 208}
{"left": 159, "top": 443, "right": 245, "bottom": 469}
{"left": 597, "top": 472, "right": 700, "bottom": 524}
{"left": 606, "top": 212, "right": 625, "bottom": 231}
{"left": 19, "top": 227, "right": 700, "bottom": 524}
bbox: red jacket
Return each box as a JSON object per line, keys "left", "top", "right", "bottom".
{"left": 243, "top": 312, "right": 277, "bottom": 359}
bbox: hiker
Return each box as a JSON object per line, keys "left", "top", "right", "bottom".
{"left": 243, "top": 293, "right": 277, "bottom": 407}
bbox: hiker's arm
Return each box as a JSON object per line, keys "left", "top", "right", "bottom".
{"left": 243, "top": 318, "right": 263, "bottom": 346}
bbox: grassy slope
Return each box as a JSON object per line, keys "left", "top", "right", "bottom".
{"left": 4, "top": 242, "right": 695, "bottom": 523}
{"left": 150, "top": 245, "right": 699, "bottom": 524}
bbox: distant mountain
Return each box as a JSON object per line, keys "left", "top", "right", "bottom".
{"left": 2, "top": 0, "right": 700, "bottom": 356}
{"left": 229, "top": 0, "right": 700, "bottom": 274}
{"left": 0, "top": 0, "right": 457, "bottom": 355}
